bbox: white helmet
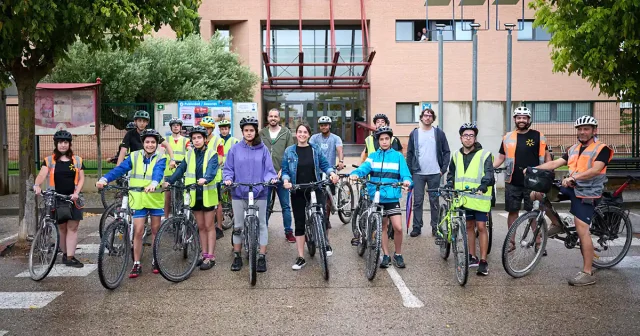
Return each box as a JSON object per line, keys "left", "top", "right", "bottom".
{"left": 318, "top": 116, "right": 332, "bottom": 124}
{"left": 513, "top": 106, "right": 531, "bottom": 117}
{"left": 575, "top": 115, "right": 598, "bottom": 128}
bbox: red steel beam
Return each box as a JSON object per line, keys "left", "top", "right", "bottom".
{"left": 266, "top": 61, "right": 370, "bottom": 66}
{"left": 262, "top": 52, "right": 273, "bottom": 84}
{"left": 327, "top": 51, "right": 341, "bottom": 85}
{"left": 261, "top": 84, "right": 371, "bottom": 90}
{"left": 358, "top": 50, "right": 376, "bottom": 84}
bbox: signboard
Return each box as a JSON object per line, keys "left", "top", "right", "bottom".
{"left": 178, "top": 100, "right": 233, "bottom": 137}
{"left": 35, "top": 89, "right": 97, "bottom": 135}
{"left": 234, "top": 102, "right": 258, "bottom": 138}
{"left": 155, "top": 103, "right": 178, "bottom": 137}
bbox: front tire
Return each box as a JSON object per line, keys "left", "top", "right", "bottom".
{"left": 313, "top": 213, "right": 329, "bottom": 281}
{"left": 98, "top": 220, "right": 130, "bottom": 290}
{"left": 365, "top": 212, "right": 382, "bottom": 281}
{"left": 248, "top": 216, "right": 259, "bottom": 286}
{"left": 29, "top": 219, "right": 59, "bottom": 281}
{"left": 452, "top": 217, "right": 469, "bottom": 286}
{"left": 153, "top": 217, "right": 200, "bottom": 283}
{"left": 501, "top": 211, "right": 547, "bottom": 278}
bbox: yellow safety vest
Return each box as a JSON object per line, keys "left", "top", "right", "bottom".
{"left": 452, "top": 149, "right": 493, "bottom": 213}
{"left": 164, "top": 135, "right": 188, "bottom": 177}
{"left": 221, "top": 137, "right": 240, "bottom": 166}
{"left": 206, "top": 135, "right": 225, "bottom": 182}
{"left": 365, "top": 135, "right": 398, "bottom": 154}
{"left": 129, "top": 150, "right": 164, "bottom": 210}
{"left": 184, "top": 147, "right": 219, "bottom": 208}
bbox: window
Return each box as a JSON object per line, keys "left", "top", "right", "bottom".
{"left": 214, "top": 25, "right": 230, "bottom": 51}
{"left": 524, "top": 102, "right": 593, "bottom": 122}
{"left": 395, "top": 20, "right": 429, "bottom": 41}
{"left": 396, "top": 103, "right": 420, "bottom": 123}
{"left": 395, "top": 20, "right": 474, "bottom": 42}
{"left": 518, "top": 21, "right": 552, "bottom": 41}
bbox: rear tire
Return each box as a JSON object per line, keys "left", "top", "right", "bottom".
{"left": 28, "top": 219, "right": 59, "bottom": 281}
{"left": 438, "top": 205, "right": 450, "bottom": 260}
{"left": 356, "top": 208, "right": 368, "bottom": 257}
{"left": 98, "top": 220, "right": 130, "bottom": 290}
{"left": 338, "top": 181, "right": 354, "bottom": 224}
{"left": 591, "top": 206, "right": 632, "bottom": 269}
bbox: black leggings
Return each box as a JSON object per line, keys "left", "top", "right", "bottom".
{"left": 291, "top": 188, "right": 326, "bottom": 237}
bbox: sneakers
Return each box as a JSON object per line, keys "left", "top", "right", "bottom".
{"left": 216, "top": 227, "right": 224, "bottom": 240}
{"left": 285, "top": 232, "right": 296, "bottom": 243}
{"left": 230, "top": 255, "right": 243, "bottom": 271}
{"left": 393, "top": 254, "right": 406, "bottom": 268}
{"left": 292, "top": 257, "right": 306, "bottom": 270}
{"left": 326, "top": 245, "right": 333, "bottom": 257}
{"left": 350, "top": 237, "right": 360, "bottom": 246}
{"left": 61, "top": 255, "right": 67, "bottom": 264}
{"left": 469, "top": 255, "right": 480, "bottom": 268}
{"left": 568, "top": 271, "right": 596, "bottom": 286}
{"left": 152, "top": 260, "right": 160, "bottom": 274}
{"left": 547, "top": 224, "right": 564, "bottom": 237}
{"left": 129, "top": 264, "right": 142, "bottom": 278}
{"left": 65, "top": 256, "right": 84, "bottom": 268}
{"left": 477, "top": 260, "right": 489, "bottom": 276}
{"left": 257, "top": 255, "right": 267, "bottom": 273}
{"left": 410, "top": 228, "right": 421, "bottom": 238}
{"left": 380, "top": 255, "right": 391, "bottom": 269}
{"left": 200, "top": 258, "right": 215, "bottom": 271}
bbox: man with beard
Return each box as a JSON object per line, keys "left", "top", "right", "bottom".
{"left": 493, "top": 106, "right": 551, "bottom": 249}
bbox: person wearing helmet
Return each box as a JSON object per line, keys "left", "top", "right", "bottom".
{"left": 33, "top": 130, "right": 85, "bottom": 268}
{"left": 108, "top": 122, "right": 138, "bottom": 164}
{"left": 258, "top": 108, "right": 295, "bottom": 243}
{"left": 528, "top": 115, "right": 612, "bottom": 286}
{"left": 213, "top": 119, "right": 239, "bottom": 239}
{"left": 163, "top": 118, "right": 189, "bottom": 217}
{"left": 360, "top": 113, "right": 403, "bottom": 164}
{"left": 406, "top": 108, "right": 451, "bottom": 238}
{"left": 200, "top": 116, "right": 227, "bottom": 239}
{"left": 199, "top": 116, "right": 217, "bottom": 140}
{"left": 117, "top": 110, "right": 176, "bottom": 170}
{"left": 97, "top": 129, "right": 167, "bottom": 278}
{"left": 224, "top": 116, "right": 279, "bottom": 273}
{"left": 493, "top": 106, "right": 551, "bottom": 247}
{"left": 444, "top": 123, "right": 495, "bottom": 276}
{"left": 350, "top": 126, "right": 412, "bottom": 269}
{"left": 164, "top": 126, "right": 220, "bottom": 270}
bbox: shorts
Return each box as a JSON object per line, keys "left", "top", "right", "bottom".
{"left": 380, "top": 202, "right": 401, "bottom": 218}
{"left": 132, "top": 208, "right": 164, "bottom": 219}
{"left": 558, "top": 187, "right": 597, "bottom": 224}
{"left": 54, "top": 206, "right": 83, "bottom": 224}
{"left": 191, "top": 199, "right": 216, "bottom": 212}
{"left": 504, "top": 183, "right": 534, "bottom": 212}
{"left": 463, "top": 209, "right": 489, "bottom": 222}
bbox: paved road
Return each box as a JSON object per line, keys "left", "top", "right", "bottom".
{"left": 1, "top": 208, "right": 640, "bottom": 335}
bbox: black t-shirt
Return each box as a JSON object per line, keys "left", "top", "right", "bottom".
{"left": 561, "top": 145, "right": 612, "bottom": 166}
{"left": 499, "top": 130, "right": 543, "bottom": 187}
{"left": 41, "top": 158, "right": 86, "bottom": 195}
{"left": 121, "top": 129, "right": 165, "bottom": 152}
{"left": 296, "top": 145, "right": 316, "bottom": 184}
{"left": 368, "top": 137, "right": 403, "bottom": 153}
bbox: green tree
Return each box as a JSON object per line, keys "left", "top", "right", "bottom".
{"left": 531, "top": 1, "right": 640, "bottom": 103}
{"left": 0, "top": 1, "right": 201, "bottom": 243}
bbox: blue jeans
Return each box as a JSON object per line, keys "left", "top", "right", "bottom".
{"left": 266, "top": 184, "right": 292, "bottom": 234}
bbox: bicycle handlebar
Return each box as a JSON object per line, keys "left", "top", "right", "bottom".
{"left": 39, "top": 190, "right": 73, "bottom": 200}
{"left": 290, "top": 179, "right": 333, "bottom": 191}
{"left": 163, "top": 183, "right": 199, "bottom": 192}
{"left": 426, "top": 187, "right": 479, "bottom": 194}
{"left": 102, "top": 185, "right": 146, "bottom": 193}
{"left": 224, "top": 182, "right": 275, "bottom": 188}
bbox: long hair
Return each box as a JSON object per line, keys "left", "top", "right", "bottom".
{"left": 295, "top": 123, "right": 312, "bottom": 145}
{"left": 243, "top": 124, "right": 262, "bottom": 146}
{"left": 53, "top": 140, "right": 74, "bottom": 161}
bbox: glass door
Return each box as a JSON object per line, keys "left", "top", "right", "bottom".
{"left": 285, "top": 103, "right": 305, "bottom": 131}
{"left": 327, "top": 102, "right": 346, "bottom": 140}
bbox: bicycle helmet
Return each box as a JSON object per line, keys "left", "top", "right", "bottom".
{"left": 374, "top": 126, "right": 394, "bottom": 139}
{"left": 575, "top": 115, "right": 598, "bottom": 128}
{"left": 125, "top": 122, "right": 136, "bottom": 130}
{"left": 318, "top": 116, "right": 332, "bottom": 124}
{"left": 53, "top": 130, "right": 73, "bottom": 141}
{"left": 140, "top": 129, "right": 161, "bottom": 142}
{"left": 218, "top": 119, "right": 231, "bottom": 127}
{"left": 513, "top": 106, "right": 532, "bottom": 118}
{"left": 133, "top": 110, "right": 150, "bottom": 121}
{"left": 459, "top": 122, "right": 479, "bottom": 136}
{"left": 169, "top": 118, "right": 183, "bottom": 127}
{"left": 200, "top": 116, "right": 216, "bottom": 128}
{"left": 189, "top": 125, "right": 208, "bottom": 138}
{"left": 372, "top": 113, "right": 390, "bottom": 125}
{"left": 240, "top": 116, "right": 259, "bottom": 128}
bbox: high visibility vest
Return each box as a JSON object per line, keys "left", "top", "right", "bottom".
{"left": 502, "top": 130, "right": 547, "bottom": 183}
{"left": 164, "top": 135, "right": 188, "bottom": 177}
{"left": 129, "top": 150, "right": 164, "bottom": 210}
{"left": 206, "top": 135, "right": 225, "bottom": 182}
{"left": 184, "top": 147, "right": 219, "bottom": 208}
{"left": 221, "top": 137, "right": 240, "bottom": 166}
{"left": 365, "top": 135, "right": 399, "bottom": 154}
{"left": 567, "top": 141, "right": 613, "bottom": 199}
{"left": 45, "top": 155, "right": 83, "bottom": 188}
{"left": 452, "top": 149, "right": 493, "bottom": 213}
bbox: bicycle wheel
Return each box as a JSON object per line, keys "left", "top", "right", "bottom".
{"left": 452, "top": 217, "right": 469, "bottom": 286}
{"left": 154, "top": 217, "right": 200, "bottom": 283}
{"left": 337, "top": 181, "right": 354, "bottom": 224}
{"left": 313, "top": 213, "right": 329, "bottom": 281}
{"left": 29, "top": 218, "right": 59, "bottom": 281}
{"left": 98, "top": 220, "right": 131, "bottom": 290}
{"left": 501, "top": 211, "right": 547, "bottom": 278}
{"left": 438, "top": 205, "right": 450, "bottom": 260}
{"left": 99, "top": 202, "right": 119, "bottom": 239}
{"left": 591, "top": 206, "right": 633, "bottom": 269}
{"left": 221, "top": 206, "right": 234, "bottom": 230}
{"left": 247, "top": 216, "right": 259, "bottom": 286}
{"left": 356, "top": 207, "right": 368, "bottom": 257}
{"left": 365, "top": 212, "right": 382, "bottom": 281}
{"left": 306, "top": 221, "right": 316, "bottom": 257}
{"left": 487, "top": 212, "right": 493, "bottom": 255}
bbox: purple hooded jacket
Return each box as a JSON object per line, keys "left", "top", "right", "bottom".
{"left": 222, "top": 139, "right": 277, "bottom": 200}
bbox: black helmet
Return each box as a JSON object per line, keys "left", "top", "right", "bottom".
{"left": 140, "top": 129, "right": 161, "bottom": 142}
{"left": 133, "top": 110, "right": 150, "bottom": 121}
{"left": 373, "top": 113, "right": 390, "bottom": 126}
{"left": 374, "top": 126, "right": 394, "bottom": 139}
{"left": 240, "top": 116, "right": 259, "bottom": 128}
{"left": 189, "top": 126, "right": 208, "bottom": 138}
{"left": 459, "top": 122, "right": 479, "bottom": 136}
{"left": 169, "top": 118, "right": 183, "bottom": 127}
{"left": 53, "top": 130, "right": 72, "bottom": 142}
{"left": 125, "top": 122, "right": 136, "bottom": 130}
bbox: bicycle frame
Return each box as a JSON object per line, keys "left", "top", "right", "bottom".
{"left": 438, "top": 191, "right": 466, "bottom": 242}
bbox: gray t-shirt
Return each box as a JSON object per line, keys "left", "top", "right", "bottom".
{"left": 417, "top": 128, "right": 440, "bottom": 175}
{"left": 310, "top": 133, "right": 343, "bottom": 166}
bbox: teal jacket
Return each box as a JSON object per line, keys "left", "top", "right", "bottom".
{"left": 351, "top": 148, "right": 412, "bottom": 203}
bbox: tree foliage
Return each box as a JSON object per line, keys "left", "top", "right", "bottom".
{"left": 531, "top": 0, "right": 640, "bottom": 102}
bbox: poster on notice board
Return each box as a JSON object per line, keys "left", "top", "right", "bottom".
{"left": 178, "top": 100, "right": 233, "bottom": 136}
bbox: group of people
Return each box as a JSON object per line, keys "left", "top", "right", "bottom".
{"left": 33, "top": 104, "right": 611, "bottom": 286}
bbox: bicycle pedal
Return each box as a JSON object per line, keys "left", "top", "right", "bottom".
{"left": 434, "top": 238, "right": 445, "bottom": 246}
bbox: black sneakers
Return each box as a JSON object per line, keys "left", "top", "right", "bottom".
{"left": 257, "top": 255, "right": 267, "bottom": 273}
{"left": 216, "top": 227, "right": 224, "bottom": 240}
{"left": 292, "top": 257, "right": 306, "bottom": 270}
{"left": 410, "top": 228, "right": 421, "bottom": 238}
{"left": 469, "top": 255, "right": 480, "bottom": 268}
{"left": 64, "top": 256, "right": 84, "bottom": 268}
{"left": 477, "top": 260, "right": 489, "bottom": 276}
{"left": 231, "top": 254, "right": 243, "bottom": 271}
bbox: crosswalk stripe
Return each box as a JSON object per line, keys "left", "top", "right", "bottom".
{"left": 0, "top": 330, "right": 8, "bottom": 336}
{"left": 0, "top": 292, "right": 63, "bottom": 309}
{"left": 14, "top": 264, "right": 97, "bottom": 278}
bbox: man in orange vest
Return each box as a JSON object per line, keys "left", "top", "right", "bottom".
{"left": 493, "top": 106, "right": 551, "bottom": 237}
{"left": 530, "top": 115, "right": 613, "bottom": 286}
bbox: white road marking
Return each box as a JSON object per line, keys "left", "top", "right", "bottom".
{"left": 386, "top": 267, "right": 424, "bottom": 308}
{"left": 0, "top": 292, "right": 63, "bottom": 309}
{"left": 0, "top": 234, "right": 18, "bottom": 245}
{"left": 15, "top": 264, "right": 97, "bottom": 278}
{"left": 88, "top": 231, "right": 100, "bottom": 237}
{"left": 0, "top": 330, "right": 8, "bottom": 336}
{"left": 75, "top": 244, "right": 100, "bottom": 254}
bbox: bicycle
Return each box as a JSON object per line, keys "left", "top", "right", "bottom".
{"left": 429, "top": 186, "right": 481, "bottom": 286}
{"left": 501, "top": 176, "right": 635, "bottom": 278}
{"left": 323, "top": 168, "right": 355, "bottom": 225}
{"left": 28, "top": 190, "right": 73, "bottom": 281}
{"left": 225, "top": 182, "right": 274, "bottom": 286}
{"left": 218, "top": 178, "right": 234, "bottom": 230}
{"left": 153, "top": 183, "right": 200, "bottom": 283}
{"left": 290, "top": 179, "right": 333, "bottom": 281}
{"left": 97, "top": 185, "right": 152, "bottom": 290}
{"left": 99, "top": 176, "right": 129, "bottom": 238}
{"left": 100, "top": 176, "right": 128, "bottom": 209}
{"left": 350, "top": 167, "right": 370, "bottom": 246}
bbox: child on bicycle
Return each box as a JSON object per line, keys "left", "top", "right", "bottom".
{"left": 350, "top": 126, "right": 412, "bottom": 268}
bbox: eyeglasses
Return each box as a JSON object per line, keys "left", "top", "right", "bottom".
{"left": 461, "top": 134, "right": 475, "bottom": 139}
{"left": 423, "top": 114, "right": 434, "bottom": 118}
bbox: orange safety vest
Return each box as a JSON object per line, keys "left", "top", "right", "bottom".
{"left": 567, "top": 141, "right": 613, "bottom": 199}
{"left": 45, "top": 155, "right": 83, "bottom": 188}
{"left": 502, "top": 130, "right": 547, "bottom": 183}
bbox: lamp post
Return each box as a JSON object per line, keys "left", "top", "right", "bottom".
{"left": 436, "top": 23, "right": 445, "bottom": 127}
{"left": 504, "top": 23, "right": 516, "bottom": 132}
{"left": 470, "top": 22, "right": 481, "bottom": 123}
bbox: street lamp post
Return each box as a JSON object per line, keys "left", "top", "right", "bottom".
{"left": 470, "top": 23, "right": 481, "bottom": 123}
{"left": 505, "top": 23, "right": 516, "bottom": 132}
{"left": 436, "top": 23, "right": 445, "bottom": 127}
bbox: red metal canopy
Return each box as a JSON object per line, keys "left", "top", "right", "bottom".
{"left": 37, "top": 79, "right": 102, "bottom": 90}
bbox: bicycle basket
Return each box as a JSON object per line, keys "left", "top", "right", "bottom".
{"left": 523, "top": 167, "right": 554, "bottom": 193}
{"left": 55, "top": 199, "right": 74, "bottom": 223}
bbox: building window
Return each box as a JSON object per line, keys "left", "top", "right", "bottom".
{"left": 213, "top": 25, "right": 230, "bottom": 51}
{"left": 396, "top": 103, "right": 420, "bottom": 124}
{"left": 518, "top": 21, "right": 552, "bottom": 41}
{"left": 395, "top": 20, "right": 474, "bottom": 42}
{"left": 524, "top": 102, "right": 593, "bottom": 122}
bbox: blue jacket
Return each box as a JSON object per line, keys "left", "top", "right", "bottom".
{"left": 350, "top": 148, "right": 413, "bottom": 203}
{"left": 102, "top": 151, "right": 166, "bottom": 187}
{"left": 281, "top": 143, "right": 334, "bottom": 184}
{"left": 166, "top": 146, "right": 219, "bottom": 202}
